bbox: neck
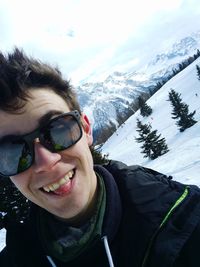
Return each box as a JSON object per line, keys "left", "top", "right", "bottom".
{"left": 55, "top": 176, "right": 99, "bottom": 227}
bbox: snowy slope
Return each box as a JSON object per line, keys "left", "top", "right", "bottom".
{"left": 102, "top": 57, "right": 200, "bottom": 186}
{"left": 0, "top": 229, "right": 5, "bottom": 251}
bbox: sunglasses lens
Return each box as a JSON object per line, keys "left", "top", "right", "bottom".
{"left": 41, "top": 114, "right": 82, "bottom": 151}
{"left": 0, "top": 140, "right": 32, "bottom": 176}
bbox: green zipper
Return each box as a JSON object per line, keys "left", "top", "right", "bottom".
{"left": 141, "top": 186, "right": 189, "bottom": 267}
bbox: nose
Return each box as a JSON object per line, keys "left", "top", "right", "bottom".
{"left": 33, "top": 141, "right": 61, "bottom": 173}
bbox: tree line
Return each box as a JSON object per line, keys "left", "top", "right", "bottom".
{"left": 150, "top": 49, "right": 200, "bottom": 95}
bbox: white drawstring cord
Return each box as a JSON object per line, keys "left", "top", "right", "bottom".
{"left": 102, "top": 236, "right": 115, "bottom": 267}
{"left": 47, "top": 256, "right": 57, "bottom": 267}
{"left": 47, "top": 236, "right": 114, "bottom": 267}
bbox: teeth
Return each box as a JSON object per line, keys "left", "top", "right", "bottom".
{"left": 43, "top": 170, "right": 74, "bottom": 192}
{"left": 43, "top": 186, "right": 50, "bottom": 192}
{"left": 59, "top": 177, "right": 68, "bottom": 186}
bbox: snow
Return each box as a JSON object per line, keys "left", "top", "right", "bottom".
{"left": 1, "top": 52, "right": 200, "bottom": 254}
{"left": 0, "top": 229, "right": 5, "bottom": 251}
{"left": 102, "top": 57, "right": 200, "bottom": 186}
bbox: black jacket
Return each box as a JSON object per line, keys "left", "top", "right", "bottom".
{"left": 1, "top": 160, "right": 200, "bottom": 267}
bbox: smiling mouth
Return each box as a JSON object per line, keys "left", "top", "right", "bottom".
{"left": 41, "top": 169, "right": 75, "bottom": 193}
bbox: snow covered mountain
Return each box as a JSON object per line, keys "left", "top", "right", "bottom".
{"left": 77, "top": 31, "right": 200, "bottom": 144}
{"left": 102, "top": 55, "right": 200, "bottom": 185}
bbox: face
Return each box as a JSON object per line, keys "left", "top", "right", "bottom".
{"left": 0, "top": 88, "right": 97, "bottom": 223}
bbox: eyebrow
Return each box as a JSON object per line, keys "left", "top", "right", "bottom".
{"left": 38, "top": 110, "right": 64, "bottom": 126}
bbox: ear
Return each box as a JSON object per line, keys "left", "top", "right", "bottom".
{"left": 81, "top": 113, "right": 93, "bottom": 146}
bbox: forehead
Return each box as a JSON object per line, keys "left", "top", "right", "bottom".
{"left": 0, "top": 88, "right": 71, "bottom": 137}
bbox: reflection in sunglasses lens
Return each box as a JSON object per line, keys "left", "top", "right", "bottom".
{"left": 43, "top": 115, "right": 81, "bottom": 151}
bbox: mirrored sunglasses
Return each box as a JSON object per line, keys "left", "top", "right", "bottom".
{"left": 0, "top": 110, "right": 82, "bottom": 177}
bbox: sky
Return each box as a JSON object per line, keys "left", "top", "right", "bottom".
{"left": 1, "top": 48, "right": 200, "bottom": 251}
{"left": 0, "top": 0, "right": 200, "bottom": 85}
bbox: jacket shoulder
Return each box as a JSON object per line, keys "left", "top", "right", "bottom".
{"left": 104, "top": 160, "right": 200, "bottom": 219}
{"left": 104, "top": 161, "right": 200, "bottom": 267}
{"left": 104, "top": 160, "right": 184, "bottom": 196}
{"left": 104, "top": 160, "right": 172, "bottom": 180}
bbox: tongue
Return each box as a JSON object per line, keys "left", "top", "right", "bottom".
{"left": 53, "top": 181, "right": 71, "bottom": 195}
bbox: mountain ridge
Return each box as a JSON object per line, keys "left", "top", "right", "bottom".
{"left": 76, "top": 30, "right": 200, "bottom": 144}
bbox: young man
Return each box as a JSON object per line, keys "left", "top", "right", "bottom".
{"left": 0, "top": 48, "right": 200, "bottom": 267}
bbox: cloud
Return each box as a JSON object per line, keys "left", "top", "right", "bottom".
{"left": 67, "top": 29, "right": 75, "bottom": 38}
{"left": 0, "top": 0, "right": 199, "bottom": 84}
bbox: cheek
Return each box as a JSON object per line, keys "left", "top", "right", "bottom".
{"left": 68, "top": 135, "right": 92, "bottom": 158}
{"left": 79, "top": 141, "right": 94, "bottom": 167}
{"left": 10, "top": 176, "right": 35, "bottom": 203}
{"left": 10, "top": 173, "right": 30, "bottom": 192}
{"left": 10, "top": 177, "right": 24, "bottom": 192}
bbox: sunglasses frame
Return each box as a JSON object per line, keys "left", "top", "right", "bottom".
{"left": 0, "top": 110, "right": 83, "bottom": 177}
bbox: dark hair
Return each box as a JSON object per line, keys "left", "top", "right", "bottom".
{"left": 0, "top": 48, "right": 81, "bottom": 113}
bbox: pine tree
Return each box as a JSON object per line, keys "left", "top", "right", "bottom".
{"left": 90, "top": 146, "right": 109, "bottom": 164}
{"left": 138, "top": 96, "right": 153, "bottom": 117}
{"left": 168, "top": 89, "right": 197, "bottom": 132}
{"left": 146, "top": 130, "right": 169, "bottom": 159}
{"left": 135, "top": 119, "right": 169, "bottom": 160}
{"left": 196, "top": 65, "right": 200, "bottom": 80}
{"left": 135, "top": 119, "right": 151, "bottom": 143}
